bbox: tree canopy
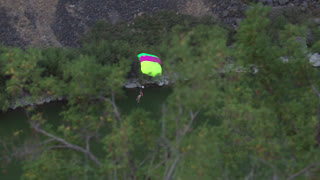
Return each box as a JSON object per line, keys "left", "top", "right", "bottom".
{"left": 1, "top": 5, "right": 320, "bottom": 180}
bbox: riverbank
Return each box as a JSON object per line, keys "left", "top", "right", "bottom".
{"left": 8, "top": 51, "right": 320, "bottom": 110}
{"left": 7, "top": 75, "right": 171, "bottom": 110}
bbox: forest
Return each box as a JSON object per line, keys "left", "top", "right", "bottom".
{"left": 1, "top": 3, "right": 320, "bottom": 180}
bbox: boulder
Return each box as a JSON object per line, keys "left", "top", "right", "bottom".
{"left": 302, "top": 1, "right": 309, "bottom": 9}
{"left": 124, "top": 82, "right": 138, "bottom": 89}
{"left": 157, "top": 76, "right": 170, "bottom": 86}
{"left": 309, "top": 53, "right": 320, "bottom": 67}
{"left": 280, "top": 56, "right": 289, "bottom": 63}
{"left": 307, "top": 30, "right": 313, "bottom": 44}
{"left": 301, "top": 2, "right": 308, "bottom": 12}
{"left": 124, "top": 78, "right": 140, "bottom": 88}
{"left": 222, "top": 10, "right": 229, "bottom": 18}
{"left": 158, "top": 81, "right": 165, "bottom": 86}
{"left": 278, "top": 0, "right": 289, "bottom": 5}
{"left": 259, "top": 0, "right": 273, "bottom": 6}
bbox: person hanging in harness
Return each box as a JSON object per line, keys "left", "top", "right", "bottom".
{"left": 136, "top": 86, "right": 144, "bottom": 103}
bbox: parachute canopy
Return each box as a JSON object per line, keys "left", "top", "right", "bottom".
{"left": 137, "top": 53, "right": 162, "bottom": 77}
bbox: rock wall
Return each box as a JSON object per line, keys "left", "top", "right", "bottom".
{"left": 0, "top": 0, "right": 177, "bottom": 48}
{"left": 0, "top": 7, "right": 26, "bottom": 47}
{"left": 0, "top": 0, "right": 319, "bottom": 48}
{"left": 259, "top": 0, "right": 318, "bottom": 8}
{"left": 0, "top": 0, "right": 62, "bottom": 47}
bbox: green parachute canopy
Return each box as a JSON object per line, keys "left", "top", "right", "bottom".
{"left": 137, "top": 53, "right": 162, "bottom": 77}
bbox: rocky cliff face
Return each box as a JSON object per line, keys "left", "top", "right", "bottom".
{"left": 0, "top": 0, "right": 319, "bottom": 48}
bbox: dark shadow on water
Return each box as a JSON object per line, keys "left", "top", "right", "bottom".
{"left": 117, "top": 86, "right": 173, "bottom": 118}
{"left": 0, "top": 87, "right": 173, "bottom": 179}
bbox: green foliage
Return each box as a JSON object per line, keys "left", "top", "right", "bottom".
{"left": 39, "top": 47, "right": 79, "bottom": 78}
{"left": 81, "top": 40, "right": 133, "bottom": 65}
{"left": 125, "top": 108, "right": 159, "bottom": 149}
{"left": 79, "top": 10, "right": 220, "bottom": 81}
{"left": 232, "top": 4, "right": 320, "bottom": 179}
{"left": 0, "top": 48, "right": 44, "bottom": 99}
{"left": 235, "top": 4, "right": 275, "bottom": 67}
{"left": 22, "top": 151, "right": 90, "bottom": 180}
{"left": 82, "top": 10, "right": 217, "bottom": 47}
{"left": 311, "top": 40, "right": 320, "bottom": 53}
{"left": 1, "top": 4, "right": 320, "bottom": 180}
{"left": 309, "top": 26, "right": 320, "bottom": 48}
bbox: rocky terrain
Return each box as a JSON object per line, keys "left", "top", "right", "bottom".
{"left": 0, "top": 0, "right": 319, "bottom": 48}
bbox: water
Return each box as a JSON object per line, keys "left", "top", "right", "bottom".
{"left": 0, "top": 87, "right": 172, "bottom": 179}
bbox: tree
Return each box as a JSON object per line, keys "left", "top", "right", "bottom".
{"left": 233, "top": 3, "right": 320, "bottom": 179}
{"left": 2, "top": 4, "right": 320, "bottom": 179}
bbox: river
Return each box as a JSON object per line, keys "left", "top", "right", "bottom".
{"left": 0, "top": 87, "right": 172, "bottom": 179}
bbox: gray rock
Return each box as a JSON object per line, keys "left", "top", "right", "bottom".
{"left": 268, "top": 0, "right": 273, "bottom": 6}
{"left": 273, "top": 0, "right": 278, "bottom": 5}
{"left": 280, "top": 56, "right": 289, "bottom": 63}
{"left": 302, "top": 2, "right": 308, "bottom": 9}
{"left": 158, "top": 81, "right": 164, "bottom": 86}
{"left": 222, "top": 10, "right": 229, "bottom": 18}
{"left": 296, "top": 36, "right": 308, "bottom": 54}
{"left": 278, "top": 0, "right": 289, "bottom": 5}
{"left": 108, "top": 10, "right": 120, "bottom": 25}
{"left": 9, "top": 95, "right": 59, "bottom": 109}
{"left": 261, "top": 0, "right": 273, "bottom": 6}
{"left": 314, "top": 18, "right": 320, "bottom": 25}
{"left": 124, "top": 78, "right": 138, "bottom": 88}
{"left": 235, "top": 18, "right": 242, "bottom": 25}
{"left": 300, "top": 2, "right": 309, "bottom": 12}
{"left": 307, "top": 30, "right": 313, "bottom": 44}
{"left": 124, "top": 82, "right": 138, "bottom": 88}
{"left": 309, "top": 53, "right": 320, "bottom": 67}
{"left": 157, "top": 76, "right": 169, "bottom": 86}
